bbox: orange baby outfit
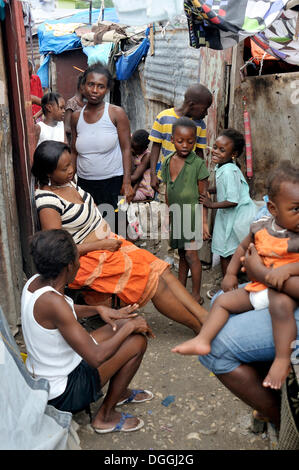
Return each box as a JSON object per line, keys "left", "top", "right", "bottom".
{"left": 245, "top": 216, "right": 299, "bottom": 293}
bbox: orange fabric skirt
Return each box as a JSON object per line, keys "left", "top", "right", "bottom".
{"left": 68, "top": 237, "right": 169, "bottom": 307}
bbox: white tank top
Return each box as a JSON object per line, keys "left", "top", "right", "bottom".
{"left": 75, "top": 102, "right": 124, "bottom": 180}
{"left": 21, "top": 275, "right": 82, "bottom": 400}
{"left": 37, "top": 121, "right": 65, "bottom": 146}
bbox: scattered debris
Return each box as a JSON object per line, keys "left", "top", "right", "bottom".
{"left": 161, "top": 395, "right": 175, "bottom": 407}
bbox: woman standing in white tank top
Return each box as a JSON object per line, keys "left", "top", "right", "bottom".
{"left": 70, "top": 63, "right": 134, "bottom": 214}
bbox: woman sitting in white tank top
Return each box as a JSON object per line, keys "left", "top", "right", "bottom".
{"left": 22, "top": 229, "right": 154, "bottom": 433}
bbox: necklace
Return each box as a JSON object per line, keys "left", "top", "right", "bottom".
{"left": 50, "top": 182, "right": 73, "bottom": 189}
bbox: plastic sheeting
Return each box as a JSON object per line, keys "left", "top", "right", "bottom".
{"left": 116, "top": 33, "right": 150, "bottom": 80}
{"left": 37, "top": 8, "right": 119, "bottom": 87}
{"left": 112, "top": 0, "right": 184, "bottom": 25}
{"left": 83, "top": 42, "right": 114, "bottom": 66}
{"left": 0, "top": 307, "right": 73, "bottom": 450}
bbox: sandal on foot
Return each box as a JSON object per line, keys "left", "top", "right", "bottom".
{"left": 206, "top": 288, "right": 220, "bottom": 300}
{"left": 117, "top": 389, "right": 154, "bottom": 406}
{"left": 93, "top": 412, "right": 144, "bottom": 434}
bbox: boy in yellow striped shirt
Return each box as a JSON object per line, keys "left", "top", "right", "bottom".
{"left": 149, "top": 83, "right": 212, "bottom": 191}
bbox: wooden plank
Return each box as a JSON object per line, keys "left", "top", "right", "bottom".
{"left": 3, "top": 0, "right": 36, "bottom": 277}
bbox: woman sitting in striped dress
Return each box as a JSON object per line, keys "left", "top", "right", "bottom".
{"left": 31, "top": 140, "right": 208, "bottom": 335}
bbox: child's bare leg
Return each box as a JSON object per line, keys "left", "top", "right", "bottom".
{"left": 185, "top": 249, "right": 202, "bottom": 302}
{"left": 263, "top": 289, "right": 297, "bottom": 390}
{"left": 220, "top": 255, "right": 232, "bottom": 277}
{"left": 178, "top": 249, "right": 188, "bottom": 287}
{"left": 172, "top": 288, "right": 252, "bottom": 356}
{"left": 278, "top": 275, "right": 299, "bottom": 302}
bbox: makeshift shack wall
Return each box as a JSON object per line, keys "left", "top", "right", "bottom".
{"left": 229, "top": 71, "right": 299, "bottom": 199}
{"left": 52, "top": 49, "right": 88, "bottom": 102}
{"left": 120, "top": 27, "right": 230, "bottom": 145}
{"left": 26, "top": 34, "right": 40, "bottom": 72}
{"left": 0, "top": 25, "right": 24, "bottom": 327}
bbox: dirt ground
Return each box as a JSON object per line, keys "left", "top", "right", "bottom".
{"left": 70, "top": 240, "right": 273, "bottom": 452}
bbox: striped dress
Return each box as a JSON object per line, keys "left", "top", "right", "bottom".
{"left": 35, "top": 183, "right": 102, "bottom": 244}
{"left": 149, "top": 107, "right": 207, "bottom": 180}
{"left": 35, "top": 184, "right": 169, "bottom": 306}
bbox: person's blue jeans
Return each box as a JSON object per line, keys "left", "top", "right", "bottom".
{"left": 198, "top": 286, "right": 299, "bottom": 375}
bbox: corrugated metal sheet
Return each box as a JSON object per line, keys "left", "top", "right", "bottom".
{"left": 120, "top": 26, "right": 203, "bottom": 133}
{"left": 120, "top": 25, "right": 231, "bottom": 139}
{"left": 143, "top": 27, "right": 200, "bottom": 107}
{"left": 26, "top": 35, "right": 41, "bottom": 71}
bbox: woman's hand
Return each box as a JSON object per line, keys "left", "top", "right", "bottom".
{"left": 97, "top": 304, "right": 139, "bottom": 331}
{"left": 121, "top": 182, "right": 134, "bottom": 203}
{"left": 130, "top": 316, "right": 155, "bottom": 338}
{"left": 221, "top": 273, "right": 239, "bottom": 292}
{"left": 97, "top": 239, "right": 122, "bottom": 252}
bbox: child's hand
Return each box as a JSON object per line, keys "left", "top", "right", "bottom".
{"left": 265, "top": 266, "right": 291, "bottom": 291}
{"left": 203, "top": 223, "right": 211, "bottom": 240}
{"left": 150, "top": 174, "right": 160, "bottom": 192}
{"left": 221, "top": 274, "right": 238, "bottom": 292}
{"left": 199, "top": 194, "right": 214, "bottom": 208}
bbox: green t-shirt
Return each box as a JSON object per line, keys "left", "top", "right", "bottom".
{"left": 161, "top": 151, "right": 210, "bottom": 249}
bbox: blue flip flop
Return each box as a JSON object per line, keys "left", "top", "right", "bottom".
{"left": 93, "top": 412, "right": 144, "bottom": 434}
{"left": 116, "top": 389, "right": 154, "bottom": 406}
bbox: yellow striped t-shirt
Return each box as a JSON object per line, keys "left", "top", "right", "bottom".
{"left": 149, "top": 107, "right": 207, "bottom": 179}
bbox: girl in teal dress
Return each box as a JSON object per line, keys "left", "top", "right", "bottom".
{"left": 162, "top": 117, "right": 210, "bottom": 305}
{"left": 200, "top": 129, "right": 257, "bottom": 280}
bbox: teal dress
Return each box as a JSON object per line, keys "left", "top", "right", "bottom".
{"left": 161, "top": 151, "right": 210, "bottom": 250}
{"left": 212, "top": 162, "right": 257, "bottom": 258}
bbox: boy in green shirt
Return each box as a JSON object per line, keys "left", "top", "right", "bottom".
{"left": 162, "top": 117, "right": 210, "bottom": 305}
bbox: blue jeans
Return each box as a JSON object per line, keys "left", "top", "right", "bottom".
{"left": 198, "top": 287, "right": 299, "bottom": 375}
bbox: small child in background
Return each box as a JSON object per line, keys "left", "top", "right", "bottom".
{"left": 64, "top": 75, "right": 86, "bottom": 145}
{"left": 28, "top": 60, "right": 43, "bottom": 123}
{"left": 172, "top": 160, "right": 299, "bottom": 390}
{"left": 161, "top": 117, "right": 210, "bottom": 305}
{"left": 131, "top": 130, "right": 155, "bottom": 202}
{"left": 35, "top": 92, "right": 66, "bottom": 147}
{"left": 200, "top": 128, "right": 257, "bottom": 298}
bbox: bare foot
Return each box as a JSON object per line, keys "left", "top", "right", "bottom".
{"left": 262, "top": 358, "right": 291, "bottom": 390}
{"left": 172, "top": 335, "right": 211, "bottom": 356}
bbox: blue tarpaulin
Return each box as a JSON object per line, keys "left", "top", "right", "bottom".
{"left": 116, "top": 29, "right": 150, "bottom": 80}
{"left": 37, "top": 8, "right": 119, "bottom": 87}
{"left": 37, "top": 7, "right": 151, "bottom": 87}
